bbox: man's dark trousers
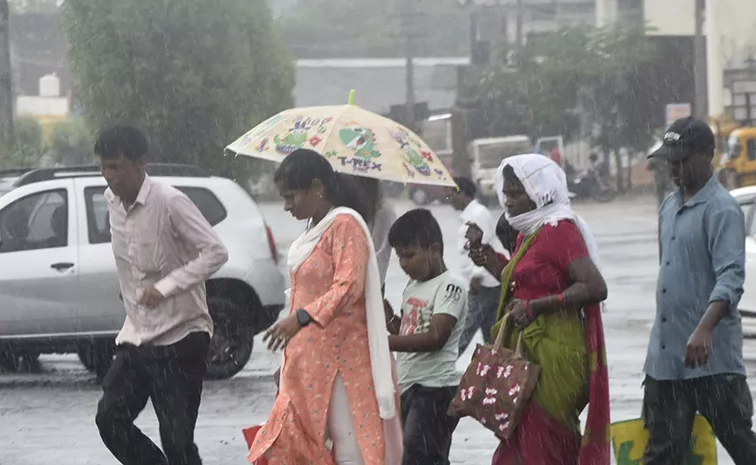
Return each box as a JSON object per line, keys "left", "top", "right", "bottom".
{"left": 96, "top": 332, "right": 209, "bottom": 465}
{"left": 643, "top": 374, "right": 756, "bottom": 465}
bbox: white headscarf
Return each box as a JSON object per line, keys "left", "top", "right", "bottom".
{"left": 495, "top": 153, "right": 601, "bottom": 268}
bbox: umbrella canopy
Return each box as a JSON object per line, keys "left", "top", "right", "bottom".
{"left": 226, "top": 91, "right": 456, "bottom": 187}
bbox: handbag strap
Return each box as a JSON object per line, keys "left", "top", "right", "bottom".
{"left": 493, "top": 311, "right": 509, "bottom": 349}
{"left": 493, "top": 311, "right": 526, "bottom": 360}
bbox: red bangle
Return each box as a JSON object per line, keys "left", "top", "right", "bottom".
{"left": 556, "top": 293, "right": 565, "bottom": 306}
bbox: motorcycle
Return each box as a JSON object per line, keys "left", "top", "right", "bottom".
{"left": 567, "top": 167, "right": 617, "bottom": 203}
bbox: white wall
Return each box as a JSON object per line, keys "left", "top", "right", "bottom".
{"left": 644, "top": 0, "right": 696, "bottom": 36}
{"left": 644, "top": 0, "right": 756, "bottom": 68}
{"left": 16, "top": 96, "right": 68, "bottom": 117}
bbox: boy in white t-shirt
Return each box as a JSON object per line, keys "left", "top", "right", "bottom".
{"left": 384, "top": 208, "right": 468, "bottom": 465}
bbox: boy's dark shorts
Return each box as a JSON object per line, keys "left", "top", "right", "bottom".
{"left": 400, "top": 384, "right": 459, "bottom": 465}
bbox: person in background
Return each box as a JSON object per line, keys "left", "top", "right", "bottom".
{"left": 349, "top": 176, "right": 397, "bottom": 287}
{"left": 647, "top": 156, "right": 673, "bottom": 207}
{"left": 551, "top": 146, "right": 563, "bottom": 167}
{"left": 384, "top": 208, "right": 467, "bottom": 465}
{"left": 643, "top": 117, "right": 756, "bottom": 465}
{"left": 94, "top": 126, "right": 229, "bottom": 465}
{"left": 468, "top": 154, "right": 610, "bottom": 465}
{"left": 249, "top": 149, "right": 402, "bottom": 465}
{"left": 448, "top": 176, "right": 505, "bottom": 355}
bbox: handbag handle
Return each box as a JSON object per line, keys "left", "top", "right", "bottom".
{"left": 493, "top": 312, "right": 509, "bottom": 349}
{"left": 493, "top": 312, "right": 526, "bottom": 359}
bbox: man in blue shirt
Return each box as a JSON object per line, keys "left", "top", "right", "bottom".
{"left": 643, "top": 117, "right": 756, "bottom": 465}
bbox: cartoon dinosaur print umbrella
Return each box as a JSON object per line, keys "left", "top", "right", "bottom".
{"left": 226, "top": 90, "right": 456, "bottom": 187}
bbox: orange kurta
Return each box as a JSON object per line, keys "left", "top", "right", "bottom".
{"left": 248, "top": 215, "right": 387, "bottom": 465}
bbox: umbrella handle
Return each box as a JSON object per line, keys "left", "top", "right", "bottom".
{"left": 348, "top": 89, "right": 356, "bottom": 105}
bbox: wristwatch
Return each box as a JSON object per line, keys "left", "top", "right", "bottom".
{"left": 296, "top": 309, "right": 312, "bottom": 327}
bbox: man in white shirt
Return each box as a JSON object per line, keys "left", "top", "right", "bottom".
{"left": 449, "top": 177, "right": 505, "bottom": 355}
{"left": 93, "top": 126, "right": 229, "bottom": 465}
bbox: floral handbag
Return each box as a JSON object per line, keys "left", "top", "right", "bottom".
{"left": 448, "top": 314, "right": 541, "bottom": 440}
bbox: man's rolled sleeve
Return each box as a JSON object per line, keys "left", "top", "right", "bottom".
{"left": 706, "top": 205, "right": 746, "bottom": 308}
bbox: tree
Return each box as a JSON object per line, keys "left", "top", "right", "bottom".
{"left": 578, "top": 25, "right": 658, "bottom": 191}
{"left": 476, "top": 24, "right": 658, "bottom": 192}
{"left": 280, "top": 0, "right": 469, "bottom": 58}
{"left": 0, "top": 116, "right": 43, "bottom": 168}
{"left": 477, "top": 27, "right": 598, "bottom": 142}
{"left": 0, "top": 0, "right": 13, "bottom": 146}
{"left": 48, "top": 118, "right": 93, "bottom": 165}
{"left": 61, "top": 0, "right": 294, "bottom": 176}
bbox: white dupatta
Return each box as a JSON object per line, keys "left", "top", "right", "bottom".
{"left": 286, "top": 207, "right": 397, "bottom": 420}
{"left": 495, "top": 153, "right": 601, "bottom": 268}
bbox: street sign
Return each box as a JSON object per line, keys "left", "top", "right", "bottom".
{"left": 733, "top": 81, "right": 756, "bottom": 94}
{"left": 665, "top": 103, "right": 692, "bottom": 127}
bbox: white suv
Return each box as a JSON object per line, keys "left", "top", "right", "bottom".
{"left": 0, "top": 164, "right": 285, "bottom": 379}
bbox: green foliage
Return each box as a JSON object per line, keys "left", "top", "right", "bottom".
{"left": 280, "top": 0, "right": 468, "bottom": 58}
{"left": 478, "top": 26, "right": 598, "bottom": 140}
{"left": 579, "top": 25, "right": 658, "bottom": 151}
{"left": 49, "top": 118, "right": 93, "bottom": 165}
{"left": 478, "top": 24, "right": 658, "bottom": 190}
{"left": 61, "top": 0, "right": 294, "bottom": 176}
{"left": 0, "top": 117, "right": 44, "bottom": 168}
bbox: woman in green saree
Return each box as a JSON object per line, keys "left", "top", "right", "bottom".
{"left": 467, "top": 154, "right": 611, "bottom": 465}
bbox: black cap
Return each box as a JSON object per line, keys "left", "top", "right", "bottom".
{"left": 647, "top": 116, "right": 716, "bottom": 161}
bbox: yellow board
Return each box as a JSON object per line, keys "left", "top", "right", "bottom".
{"left": 611, "top": 415, "right": 717, "bottom": 465}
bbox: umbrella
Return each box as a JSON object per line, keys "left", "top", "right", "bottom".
{"left": 226, "top": 90, "right": 456, "bottom": 187}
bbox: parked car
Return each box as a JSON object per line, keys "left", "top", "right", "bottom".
{"left": 728, "top": 186, "right": 756, "bottom": 338}
{"left": 0, "top": 168, "right": 29, "bottom": 198}
{"left": 0, "top": 164, "right": 285, "bottom": 379}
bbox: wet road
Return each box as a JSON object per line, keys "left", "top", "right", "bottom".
{"left": 1, "top": 196, "right": 755, "bottom": 465}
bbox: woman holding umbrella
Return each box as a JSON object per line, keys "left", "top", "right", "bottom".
{"left": 248, "top": 149, "right": 402, "bottom": 465}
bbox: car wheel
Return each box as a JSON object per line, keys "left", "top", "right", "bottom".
{"left": 0, "top": 350, "right": 40, "bottom": 372}
{"left": 409, "top": 187, "right": 430, "bottom": 205}
{"left": 78, "top": 342, "right": 117, "bottom": 379}
{"left": 205, "top": 296, "right": 254, "bottom": 380}
{"left": 0, "top": 350, "right": 21, "bottom": 371}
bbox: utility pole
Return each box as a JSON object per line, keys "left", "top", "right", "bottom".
{"left": 595, "top": 0, "right": 617, "bottom": 28}
{"left": 693, "top": 0, "right": 707, "bottom": 119}
{"left": 515, "top": 0, "right": 524, "bottom": 48}
{"left": 0, "top": 0, "right": 13, "bottom": 144}
{"left": 403, "top": 0, "right": 417, "bottom": 132}
{"left": 705, "top": 0, "right": 723, "bottom": 118}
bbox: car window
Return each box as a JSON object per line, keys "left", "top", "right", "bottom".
{"left": 84, "top": 186, "right": 226, "bottom": 245}
{"left": 0, "top": 189, "right": 68, "bottom": 253}
{"left": 84, "top": 187, "right": 111, "bottom": 244}
{"left": 177, "top": 187, "right": 227, "bottom": 226}
{"left": 749, "top": 139, "right": 756, "bottom": 162}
